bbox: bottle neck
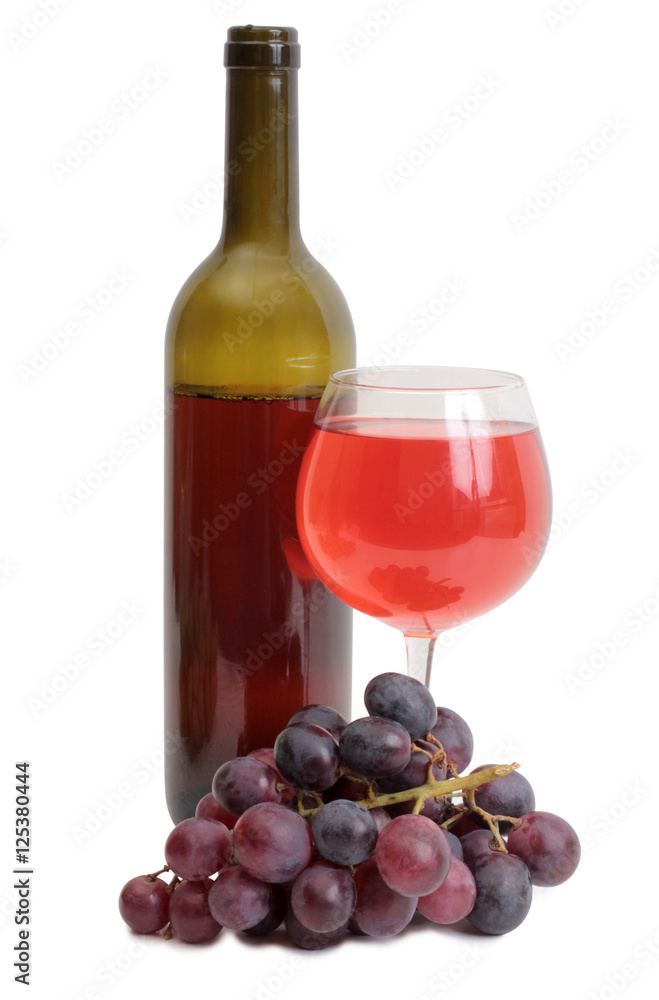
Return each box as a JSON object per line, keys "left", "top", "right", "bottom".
{"left": 220, "top": 68, "right": 301, "bottom": 250}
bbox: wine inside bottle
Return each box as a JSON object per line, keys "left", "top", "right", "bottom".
{"left": 165, "top": 26, "right": 355, "bottom": 822}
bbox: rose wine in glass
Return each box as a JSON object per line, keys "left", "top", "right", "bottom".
{"left": 296, "top": 367, "right": 551, "bottom": 686}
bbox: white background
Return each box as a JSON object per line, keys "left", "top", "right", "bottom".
{"left": 3, "top": 0, "right": 658, "bottom": 998}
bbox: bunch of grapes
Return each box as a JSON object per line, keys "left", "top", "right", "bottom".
{"left": 119, "top": 672, "right": 580, "bottom": 948}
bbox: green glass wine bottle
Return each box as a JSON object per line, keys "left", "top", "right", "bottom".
{"left": 164, "top": 26, "right": 355, "bottom": 822}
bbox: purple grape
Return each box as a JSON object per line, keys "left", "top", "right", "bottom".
{"left": 352, "top": 857, "right": 417, "bottom": 937}
{"left": 430, "top": 707, "right": 474, "bottom": 773}
{"left": 291, "top": 862, "right": 357, "bottom": 933}
{"left": 506, "top": 811, "right": 581, "bottom": 887}
{"left": 311, "top": 799, "right": 378, "bottom": 866}
{"left": 232, "top": 802, "right": 312, "bottom": 883}
{"left": 443, "top": 829, "right": 463, "bottom": 860}
{"left": 274, "top": 723, "right": 342, "bottom": 791}
{"left": 468, "top": 852, "right": 532, "bottom": 935}
{"left": 417, "top": 857, "right": 477, "bottom": 924}
{"left": 164, "top": 817, "right": 232, "bottom": 881}
{"left": 285, "top": 907, "right": 348, "bottom": 950}
{"left": 288, "top": 704, "right": 348, "bottom": 738}
{"left": 375, "top": 815, "right": 451, "bottom": 897}
{"left": 471, "top": 764, "right": 535, "bottom": 831}
{"left": 460, "top": 829, "right": 498, "bottom": 870}
{"left": 168, "top": 879, "right": 222, "bottom": 943}
{"left": 207, "top": 867, "right": 272, "bottom": 930}
{"left": 195, "top": 792, "right": 237, "bottom": 830}
{"left": 241, "top": 886, "right": 287, "bottom": 937}
{"left": 118, "top": 875, "right": 170, "bottom": 934}
{"left": 212, "top": 757, "right": 281, "bottom": 817}
{"left": 364, "top": 671, "right": 437, "bottom": 740}
{"left": 378, "top": 740, "right": 446, "bottom": 793}
{"left": 339, "top": 717, "right": 411, "bottom": 779}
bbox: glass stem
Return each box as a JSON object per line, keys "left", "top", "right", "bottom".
{"left": 405, "top": 634, "right": 438, "bottom": 688}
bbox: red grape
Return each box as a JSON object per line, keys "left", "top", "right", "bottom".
{"left": 232, "top": 802, "right": 312, "bottom": 882}
{"left": 285, "top": 907, "right": 348, "bottom": 950}
{"left": 195, "top": 792, "right": 237, "bottom": 829}
{"left": 376, "top": 814, "right": 451, "bottom": 897}
{"left": 118, "top": 875, "right": 170, "bottom": 934}
{"left": 417, "top": 857, "right": 476, "bottom": 924}
{"left": 169, "top": 879, "right": 222, "bottom": 943}
{"left": 242, "top": 886, "right": 287, "bottom": 937}
{"left": 165, "top": 817, "right": 231, "bottom": 880}
{"left": 208, "top": 867, "right": 273, "bottom": 930}
{"left": 291, "top": 862, "right": 357, "bottom": 933}
{"left": 352, "top": 857, "right": 417, "bottom": 937}
{"left": 506, "top": 811, "right": 580, "bottom": 886}
{"left": 212, "top": 757, "right": 282, "bottom": 817}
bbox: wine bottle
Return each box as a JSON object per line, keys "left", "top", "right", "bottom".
{"left": 164, "top": 26, "right": 355, "bottom": 822}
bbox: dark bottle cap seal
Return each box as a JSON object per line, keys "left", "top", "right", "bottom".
{"left": 224, "top": 25, "right": 301, "bottom": 69}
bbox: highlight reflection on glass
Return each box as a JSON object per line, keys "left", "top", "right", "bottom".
{"left": 296, "top": 367, "right": 552, "bottom": 687}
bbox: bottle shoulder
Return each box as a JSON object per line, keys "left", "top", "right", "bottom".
{"left": 166, "top": 241, "right": 355, "bottom": 392}
{"left": 168, "top": 242, "right": 349, "bottom": 324}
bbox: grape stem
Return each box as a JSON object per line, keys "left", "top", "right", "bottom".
{"left": 441, "top": 805, "right": 470, "bottom": 830}
{"left": 296, "top": 761, "right": 520, "bottom": 818}
{"left": 167, "top": 875, "right": 181, "bottom": 894}
{"left": 146, "top": 866, "right": 170, "bottom": 882}
{"left": 460, "top": 785, "right": 523, "bottom": 851}
{"left": 296, "top": 789, "right": 324, "bottom": 812}
{"left": 442, "top": 760, "right": 523, "bottom": 850}
{"left": 424, "top": 733, "right": 448, "bottom": 769}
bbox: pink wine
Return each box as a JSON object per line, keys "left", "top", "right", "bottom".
{"left": 297, "top": 418, "right": 551, "bottom": 635}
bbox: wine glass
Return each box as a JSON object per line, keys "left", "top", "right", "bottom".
{"left": 296, "top": 366, "right": 551, "bottom": 687}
